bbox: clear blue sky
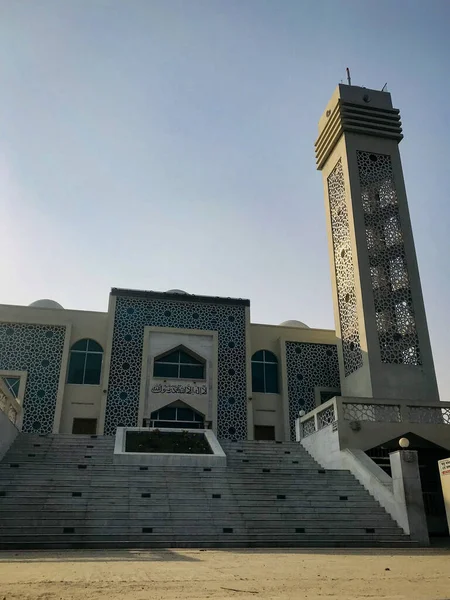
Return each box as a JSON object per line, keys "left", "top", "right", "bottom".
{"left": 1, "top": 0, "right": 449, "bottom": 398}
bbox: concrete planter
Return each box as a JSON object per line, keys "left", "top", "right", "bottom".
{"left": 113, "top": 427, "right": 227, "bottom": 467}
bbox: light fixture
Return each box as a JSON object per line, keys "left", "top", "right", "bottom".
{"left": 399, "top": 437, "right": 410, "bottom": 449}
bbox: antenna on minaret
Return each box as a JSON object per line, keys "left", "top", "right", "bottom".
{"left": 381, "top": 82, "right": 388, "bottom": 92}
{"left": 346, "top": 67, "right": 351, "bottom": 86}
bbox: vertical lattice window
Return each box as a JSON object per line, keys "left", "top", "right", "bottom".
{"left": 327, "top": 160, "right": 363, "bottom": 376}
{"left": 357, "top": 151, "right": 421, "bottom": 365}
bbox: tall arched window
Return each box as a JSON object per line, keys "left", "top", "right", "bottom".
{"left": 251, "top": 350, "right": 279, "bottom": 393}
{"left": 67, "top": 339, "right": 103, "bottom": 385}
{"left": 153, "top": 347, "right": 205, "bottom": 380}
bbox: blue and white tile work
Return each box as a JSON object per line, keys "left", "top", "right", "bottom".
{"left": 106, "top": 291, "right": 248, "bottom": 439}
{"left": 0, "top": 322, "right": 66, "bottom": 433}
{"left": 286, "top": 341, "right": 340, "bottom": 440}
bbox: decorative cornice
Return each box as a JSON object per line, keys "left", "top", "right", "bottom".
{"left": 110, "top": 288, "right": 250, "bottom": 307}
{"left": 315, "top": 100, "right": 403, "bottom": 170}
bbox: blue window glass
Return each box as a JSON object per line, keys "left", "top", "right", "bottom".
{"left": 153, "top": 348, "right": 205, "bottom": 380}
{"left": 67, "top": 339, "right": 103, "bottom": 385}
{"left": 251, "top": 350, "right": 279, "bottom": 394}
{"left": 150, "top": 404, "right": 204, "bottom": 427}
{"left": 3, "top": 376, "right": 20, "bottom": 398}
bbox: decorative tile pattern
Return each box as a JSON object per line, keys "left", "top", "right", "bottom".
{"left": 301, "top": 417, "right": 315, "bottom": 438}
{"left": 408, "top": 406, "right": 450, "bottom": 425}
{"left": 285, "top": 342, "right": 339, "bottom": 440}
{"left": 317, "top": 404, "right": 336, "bottom": 430}
{"left": 357, "top": 151, "right": 421, "bottom": 365}
{"left": 0, "top": 323, "right": 66, "bottom": 433}
{"left": 342, "top": 402, "right": 401, "bottom": 423}
{"left": 327, "top": 160, "right": 363, "bottom": 376}
{"left": 106, "top": 295, "right": 247, "bottom": 439}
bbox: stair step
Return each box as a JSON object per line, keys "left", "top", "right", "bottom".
{"left": 0, "top": 433, "right": 411, "bottom": 549}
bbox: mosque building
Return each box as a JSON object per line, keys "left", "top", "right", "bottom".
{"left": 0, "top": 83, "right": 443, "bottom": 444}
{"left": 1, "top": 83, "right": 450, "bottom": 544}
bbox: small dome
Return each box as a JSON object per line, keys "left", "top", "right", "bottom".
{"left": 166, "top": 289, "right": 188, "bottom": 295}
{"left": 279, "top": 319, "right": 309, "bottom": 329}
{"left": 29, "top": 299, "right": 64, "bottom": 309}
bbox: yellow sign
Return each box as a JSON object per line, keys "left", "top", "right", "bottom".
{"left": 438, "top": 457, "right": 450, "bottom": 532}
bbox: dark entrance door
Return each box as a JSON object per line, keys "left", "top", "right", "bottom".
{"left": 366, "top": 433, "right": 449, "bottom": 537}
{"left": 72, "top": 418, "right": 97, "bottom": 434}
{"left": 254, "top": 425, "right": 276, "bottom": 441}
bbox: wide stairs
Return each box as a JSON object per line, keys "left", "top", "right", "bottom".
{"left": 0, "top": 434, "right": 414, "bottom": 548}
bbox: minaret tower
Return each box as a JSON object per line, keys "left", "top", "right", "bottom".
{"left": 315, "top": 83, "right": 439, "bottom": 402}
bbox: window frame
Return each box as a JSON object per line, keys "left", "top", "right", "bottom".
{"left": 148, "top": 403, "right": 204, "bottom": 428}
{"left": 251, "top": 350, "right": 279, "bottom": 394}
{"left": 152, "top": 346, "right": 206, "bottom": 381}
{"left": 67, "top": 338, "right": 104, "bottom": 385}
{"left": 0, "top": 370, "right": 27, "bottom": 405}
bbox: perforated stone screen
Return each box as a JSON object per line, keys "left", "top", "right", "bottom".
{"left": 285, "top": 342, "right": 340, "bottom": 440}
{"left": 106, "top": 294, "right": 247, "bottom": 440}
{"left": 327, "top": 159, "right": 363, "bottom": 376}
{"left": 357, "top": 151, "right": 421, "bottom": 366}
{"left": 0, "top": 323, "right": 66, "bottom": 433}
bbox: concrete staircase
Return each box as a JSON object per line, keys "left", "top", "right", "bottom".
{"left": 0, "top": 434, "right": 414, "bottom": 548}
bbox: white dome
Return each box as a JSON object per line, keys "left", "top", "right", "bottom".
{"left": 29, "top": 299, "right": 64, "bottom": 309}
{"left": 279, "top": 319, "right": 309, "bottom": 329}
{"left": 166, "top": 289, "right": 188, "bottom": 295}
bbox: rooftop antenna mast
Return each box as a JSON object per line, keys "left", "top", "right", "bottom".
{"left": 346, "top": 67, "right": 351, "bottom": 86}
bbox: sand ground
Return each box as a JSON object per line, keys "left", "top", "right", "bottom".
{"left": 0, "top": 548, "right": 449, "bottom": 600}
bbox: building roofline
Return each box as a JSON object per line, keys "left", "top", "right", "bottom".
{"left": 110, "top": 288, "right": 250, "bottom": 307}
{"left": 0, "top": 303, "right": 107, "bottom": 316}
{"left": 250, "top": 321, "right": 336, "bottom": 334}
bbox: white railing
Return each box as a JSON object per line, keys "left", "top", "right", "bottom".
{"left": 0, "top": 380, "right": 22, "bottom": 429}
{"left": 342, "top": 403, "right": 401, "bottom": 423}
{"left": 300, "top": 398, "right": 338, "bottom": 438}
{"left": 407, "top": 405, "right": 450, "bottom": 425}
{"left": 298, "top": 396, "right": 450, "bottom": 439}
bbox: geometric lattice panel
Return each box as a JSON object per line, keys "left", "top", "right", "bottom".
{"left": 285, "top": 342, "right": 340, "bottom": 440}
{"left": 0, "top": 322, "right": 66, "bottom": 433}
{"left": 106, "top": 295, "right": 247, "bottom": 440}
{"left": 327, "top": 159, "right": 364, "bottom": 376}
{"left": 357, "top": 150, "right": 421, "bottom": 366}
{"left": 342, "top": 402, "right": 401, "bottom": 423}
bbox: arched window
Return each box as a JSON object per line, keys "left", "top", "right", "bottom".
{"left": 147, "top": 402, "right": 204, "bottom": 429}
{"left": 153, "top": 347, "right": 205, "bottom": 380}
{"left": 67, "top": 339, "right": 103, "bottom": 385}
{"left": 251, "top": 350, "right": 279, "bottom": 393}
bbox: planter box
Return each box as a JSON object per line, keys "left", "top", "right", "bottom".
{"left": 113, "top": 427, "right": 227, "bottom": 467}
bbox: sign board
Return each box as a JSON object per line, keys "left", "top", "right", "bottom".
{"left": 438, "top": 457, "right": 450, "bottom": 532}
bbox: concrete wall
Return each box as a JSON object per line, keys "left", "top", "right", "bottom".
{"left": 0, "top": 300, "right": 341, "bottom": 438}
{"left": 141, "top": 328, "right": 217, "bottom": 428}
{"left": 0, "top": 303, "right": 109, "bottom": 434}
{"left": 59, "top": 310, "right": 108, "bottom": 433}
{"left": 334, "top": 397, "right": 450, "bottom": 452}
{"left": 250, "top": 323, "right": 337, "bottom": 440}
{"left": 300, "top": 423, "right": 409, "bottom": 533}
{"left": 0, "top": 410, "right": 19, "bottom": 461}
